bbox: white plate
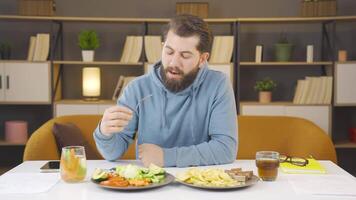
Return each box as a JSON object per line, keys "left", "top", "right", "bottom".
{"left": 91, "top": 173, "right": 175, "bottom": 191}
{"left": 176, "top": 175, "right": 259, "bottom": 190}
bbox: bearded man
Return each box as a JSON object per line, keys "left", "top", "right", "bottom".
{"left": 94, "top": 14, "right": 237, "bottom": 167}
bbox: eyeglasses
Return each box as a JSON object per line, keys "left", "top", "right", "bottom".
{"left": 279, "top": 155, "right": 309, "bottom": 166}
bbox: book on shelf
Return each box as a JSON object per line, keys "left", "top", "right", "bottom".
{"left": 280, "top": 158, "right": 326, "bottom": 174}
{"left": 120, "top": 36, "right": 143, "bottom": 63}
{"left": 144, "top": 36, "right": 162, "bottom": 63}
{"left": 306, "top": 45, "right": 314, "bottom": 63}
{"left": 293, "top": 80, "right": 305, "bottom": 104}
{"left": 27, "top": 33, "right": 50, "bottom": 61}
{"left": 209, "top": 36, "right": 234, "bottom": 63}
{"left": 255, "top": 45, "right": 263, "bottom": 63}
{"left": 318, "top": 76, "right": 328, "bottom": 104}
{"left": 323, "top": 76, "right": 333, "bottom": 104}
{"left": 297, "top": 79, "right": 311, "bottom": 104}
{"left": 293, "top": 76, "right": 333, "bottom": 104}
{"left": 27, "top": 36, "right": 37, "bottom": 61}
{"left": 112, "top": 76, "right": 137, "bottom": 100}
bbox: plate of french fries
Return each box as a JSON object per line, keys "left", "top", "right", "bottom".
{"left": 176, "top": 167, "right": 259, "bottom": 190}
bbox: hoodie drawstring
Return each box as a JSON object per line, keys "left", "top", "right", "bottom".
{"left": 190, "top": 88, "right": 196, "bottom": 143}
{"left": 161, "top": 89, "right": 167, "bottom": 129}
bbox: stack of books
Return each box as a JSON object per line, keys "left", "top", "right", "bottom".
{"left": 209, "top": 36, "right": 234, "bottom": 64}
{"left": 27, "top": 33, "right": 50, "bottom": 61}
{"left": 293, "top": 76, "right": 333, "bottom": 104}
{"left": 119, "top": 36, "right": 143, "bottom": 63}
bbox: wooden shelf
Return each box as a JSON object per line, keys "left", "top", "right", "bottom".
{"left": 335, "top": 61, "right": 356, "bottom": 64}
{"left": 0, "top": 15, "right": 233, "bottom": 23}
{"left": 239, "top": 61, "right": 333, "bottom": 66}
{"left": 0, "top": 15, "right": 169, "bottom": 23}
{"left": 55, "top": 99, "right": 116, "bottom": 105}
{"left": 53, "top": 60, "right": 143, "bottom": 66}
{"left": 238, "top": 16, "right": 356, "bottom": 23}
{"left": 240, "top": 101, "right": 331, "bottom": 106}
{"left": 1, "top": 15, "right": 355, "bottom": 23}
{"left": 0, "top": 140, "right": 26, "bottom": 146}
{"left": 0, "top": 60, "right": 49, "bottom": 64}
{"left": 335, "top": 141, "right": 356, "bottom": 148}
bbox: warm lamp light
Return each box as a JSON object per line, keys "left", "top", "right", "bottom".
{"left": 82, "top": 67, "right": 101, "bottom": 100}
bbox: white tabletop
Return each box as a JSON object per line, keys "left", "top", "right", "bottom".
{"left": 1, "top": 160, "right": 356, "bottom": 200}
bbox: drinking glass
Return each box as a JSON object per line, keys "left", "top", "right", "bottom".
{"left": 60, "top": 146, "right": 87, "bottom": 183}
{"left": 256, "top": 151, "right": 280, "bottom": 181}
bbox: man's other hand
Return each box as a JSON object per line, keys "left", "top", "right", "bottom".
{"left": 138, "top": 143, "right": 164, "bottom": 167}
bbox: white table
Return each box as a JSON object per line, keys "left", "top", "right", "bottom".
{"left": 1, "top": 160, "right": 356, "bottom": 200}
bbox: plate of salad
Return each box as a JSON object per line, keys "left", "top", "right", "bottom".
{"left": 91, "top": 164, "right": 175, "bottom": 190}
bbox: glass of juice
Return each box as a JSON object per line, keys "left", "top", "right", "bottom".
{"left": 60, "top": 146, "right": 87, "bottom": 183}
{"left": 256, "top": 151, "right": 280, "bottom": 181}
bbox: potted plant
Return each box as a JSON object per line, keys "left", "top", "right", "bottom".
{"left": 274, "top": 32, "right": 293, "bottom": 62}
{"left": 254, "top": 77, "right": 277, "bottom": 103}
{"left": 78, "top": 30, "right": 99, "bottom": 62}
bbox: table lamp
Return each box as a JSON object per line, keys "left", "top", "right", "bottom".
{"left": 82, "top": 67, "right": 101, "bottom": 100}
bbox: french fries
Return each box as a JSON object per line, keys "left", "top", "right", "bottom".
{"left": 176, "top": 168, "right": 242, "bottom": 187}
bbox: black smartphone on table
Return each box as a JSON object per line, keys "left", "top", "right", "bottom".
{"left": 40, "top": 161, "right": 60, "bottom": 172}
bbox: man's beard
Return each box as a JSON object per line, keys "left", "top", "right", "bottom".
{"left": 160, "top": 64, "right": 200, "bottom": 93}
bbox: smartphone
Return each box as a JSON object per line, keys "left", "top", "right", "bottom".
{"left": 40, "top": 161, "right": 60, "bottom": 172}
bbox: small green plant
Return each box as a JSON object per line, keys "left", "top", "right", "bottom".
{"left": 254, "top": 77, "right": 277, "bottom": 92}
{"left": 277, "top": 32, "right": 289, "bottom": 44}
{"left": 78, "top": 30, "right": 99, "bottom": 50}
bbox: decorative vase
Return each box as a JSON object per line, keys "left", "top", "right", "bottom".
{"left": 275, "top": 43, "right": 293, "bottom": 62}
{"left": 82, "top": 50, "right": 95, "bottom": 62}
{"left": 259, "top": 91, "right": 272, "bottom": 103}
{"left": 5, "top": 121, "right": 28, "bottom": 143}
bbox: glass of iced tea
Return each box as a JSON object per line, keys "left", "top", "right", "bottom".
{"left": 256, "top": 151, "right": 280, "bottom": 181}
{"left": 60, "top": 146, "right": 87, "bottom": 183}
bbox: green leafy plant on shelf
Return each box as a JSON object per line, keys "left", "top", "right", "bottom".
{"left": 78, "top": 30, "right": 99, "bottom": 62}
{"left": 78, "top": 30, "right": 99, "bottom": 50}
{"left": 275, "top": 32, "right": 293, "bottom": 62}
{"left": 254, "top": 77, "right": 277, "bottom": 92}
{"left": 254, "top": 77, "right": 277, "bottom": 103}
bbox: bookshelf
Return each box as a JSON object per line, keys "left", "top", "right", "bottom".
{"left": 0, "top": 14, "right": 356, "bottom": 175}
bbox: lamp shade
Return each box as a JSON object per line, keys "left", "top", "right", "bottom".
{"left": 82, "top": 67, "right": 101, "bottom": 97}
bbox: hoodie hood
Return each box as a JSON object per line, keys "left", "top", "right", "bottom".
{"left": 149, "top": 61, "right": 209, "bottom": 137}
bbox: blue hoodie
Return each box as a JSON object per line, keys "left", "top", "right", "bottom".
{"left": 93, "top": 61, "right": 238, "bottom": 167}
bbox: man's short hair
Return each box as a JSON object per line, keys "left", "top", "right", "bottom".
{"left": 163, "top": 14, "right": 213, "bottom": 54}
